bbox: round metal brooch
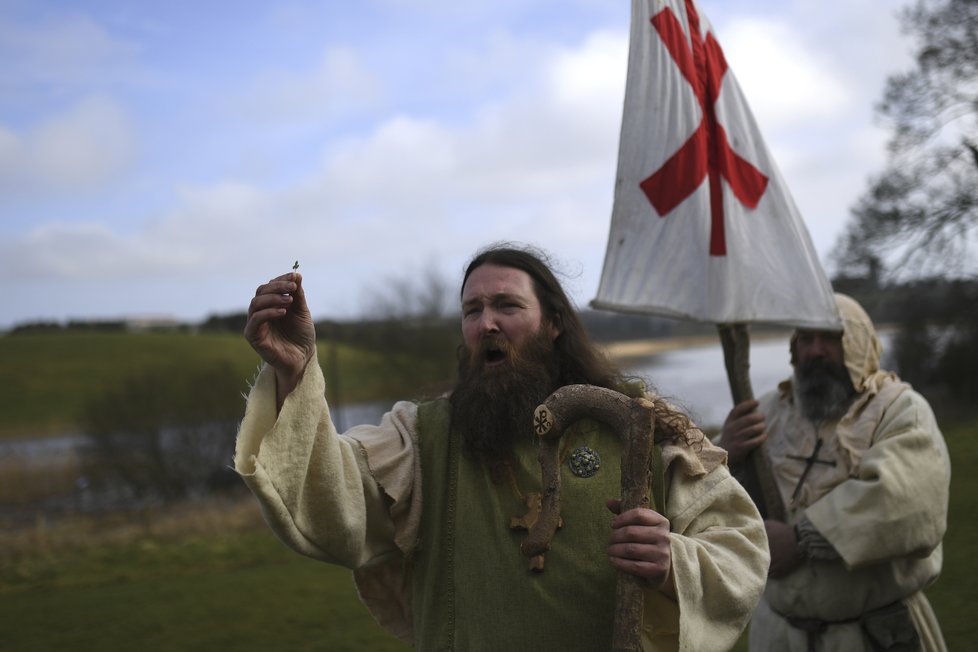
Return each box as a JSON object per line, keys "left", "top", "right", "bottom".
{"left": 568, "top": 446, "right": 601, "bottom": 478}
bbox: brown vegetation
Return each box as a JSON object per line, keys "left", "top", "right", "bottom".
{"left": 1, "top": 491, "right": 264, "bottom": 565}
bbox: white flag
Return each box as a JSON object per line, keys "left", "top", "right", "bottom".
{"left": 593, "top": 0, "right": 840, "bottom": 329}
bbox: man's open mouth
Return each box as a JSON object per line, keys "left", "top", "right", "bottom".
{"left": 485, "top": 347, "right": 507, "bottom": 365}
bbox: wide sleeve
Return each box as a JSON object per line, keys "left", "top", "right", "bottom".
{"left": 805, "top": 389, "right": 950, "bottom": 568}
{"left": 642, "top": 462, "right": 770, "bottom": 652}
{"left": 234, "top": 356, "right": 415, "bottom": 570}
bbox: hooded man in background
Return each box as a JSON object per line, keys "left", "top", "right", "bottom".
{"left": 719, "top": 293, "right": 950, "bottom": 651}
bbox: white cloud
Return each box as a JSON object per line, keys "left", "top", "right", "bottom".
{"left": 243, "top": 47, "right": 383, "bottom": 123}
{"left": 2, "top": 222, "right": 144, "bottom": 279}
{"left": 0, "top": 126, "right": 20, "bottom": 179}
{"left": 0, "top": 14, "right": 138, "bottom": 89}
{"left": 305, "top": 29, "right": 626, "bottom": 218}
{"left": 320, "top": 116, "right": 456, "bottom": 206}
{"left": 0, "top": 181, "right": 276, "bottom": 281}
{"left": 722, "top": 18, "right": 849, "bottom": 132}
{"left": 32, "top": 96, "right": 136, "bottom": 187}
{"left": 550, "top": 30, "right": 628, "bottom": 109}
{"left": 0, "top": 96, "right": 136, "bottom": 195}
{"left": 0, "top": 27, "right": 626, "bottom": 296}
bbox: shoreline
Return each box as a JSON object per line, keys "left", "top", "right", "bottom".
{"left": 599, "top": 329, "right": 794, "bottom": 363}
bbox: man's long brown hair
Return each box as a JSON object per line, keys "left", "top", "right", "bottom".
{"left": 457, "top": 243, "right": 695, "bottom": 445}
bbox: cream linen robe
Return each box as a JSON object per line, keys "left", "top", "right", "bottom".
{"left": 748, "top": 294, "right": 951, "bottom": 652}
{"left": 235, "top": 358, "right": 769, "bottom": 651}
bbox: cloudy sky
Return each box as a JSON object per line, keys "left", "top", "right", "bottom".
{"left": 0, "top": 0, "right": 913, "bottom": 329}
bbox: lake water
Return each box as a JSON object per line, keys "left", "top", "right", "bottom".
{"left": 627, "top": 335, "right": 794, "bottom": 428}
{"left": 626, "top": 330, "right": 895, "bottom": 428}
{"left": 328, "top": 334, "right": 802, "bottom": 430}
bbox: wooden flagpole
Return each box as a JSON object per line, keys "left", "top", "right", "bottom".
{"left": 717, "top": 323, "right": 785, "bottom": 521}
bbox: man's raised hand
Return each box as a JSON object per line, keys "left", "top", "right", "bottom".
{"left": 244, "top": 272, "right": 316, "bottom": 406}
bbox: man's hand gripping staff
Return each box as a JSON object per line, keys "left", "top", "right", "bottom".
{"left": 525, "top": 384, "right": 666, "bottom": 652}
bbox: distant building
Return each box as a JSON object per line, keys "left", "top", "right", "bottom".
{"left": 123, "top": 316, "right": 186, "bottom": 332}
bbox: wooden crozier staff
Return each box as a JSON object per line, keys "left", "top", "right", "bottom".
{"left": 520, "top": 384, "right": 657, "bottom": 652}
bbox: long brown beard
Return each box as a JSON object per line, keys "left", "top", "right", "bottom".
{"left": 793, "top": 357, "right": 857, "bottom": 423}
{"left": 450, "top": 329, "right": 559, "bottom": 483}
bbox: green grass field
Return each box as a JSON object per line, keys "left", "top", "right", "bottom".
{"left": 1, "top": 417, "right": 974, "bottom": 651}
{"left": 0, "top": 331, "right": 446, "bottom": 439}
{"left": 1, "top": 524, "right": 408, "bottom": 651}
{"left": 0, "top": 332, "right": 258, "bottom": 437}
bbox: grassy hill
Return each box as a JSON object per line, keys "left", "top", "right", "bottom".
{"left": 0, "top": 332, "right": 257, "bottom": 438}
{"left": 0, "top": 330, "right": 453, "bottom": 439}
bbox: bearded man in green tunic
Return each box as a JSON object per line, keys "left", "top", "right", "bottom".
{"left": 236, "top": 244, "right": 768, "bottom": 651}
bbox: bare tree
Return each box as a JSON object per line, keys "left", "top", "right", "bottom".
{"left": 834, "top": 0, "right": 978, "bottom": 279}
{"left": 362, "top": 262, "right": 456, "bottom": 321}
{"left": 318, "top": 264, "right": 461, "bottom": 403}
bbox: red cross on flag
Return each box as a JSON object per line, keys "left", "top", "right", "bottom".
{"left": 593, "top": 0, "right": 840, "bottom": 328}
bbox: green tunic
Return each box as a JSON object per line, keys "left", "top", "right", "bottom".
{"left": 411, "top": 399, "right": 624, "bottom": 649}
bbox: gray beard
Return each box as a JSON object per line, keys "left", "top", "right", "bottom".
{"left": 793, "top": 358, "right": 857, "bottom": 424}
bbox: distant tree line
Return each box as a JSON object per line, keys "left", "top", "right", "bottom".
{"left": 199, "top": 312, "right": 248, "bottom": 333}
{"left": 8, "top": 318, "right": 192, "bottom": 334}
{"left": 189, "top": 306, "right": 720, "bottom": 343}
{"left": 9, "top": 319, "right": 128, "bottom": 334}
